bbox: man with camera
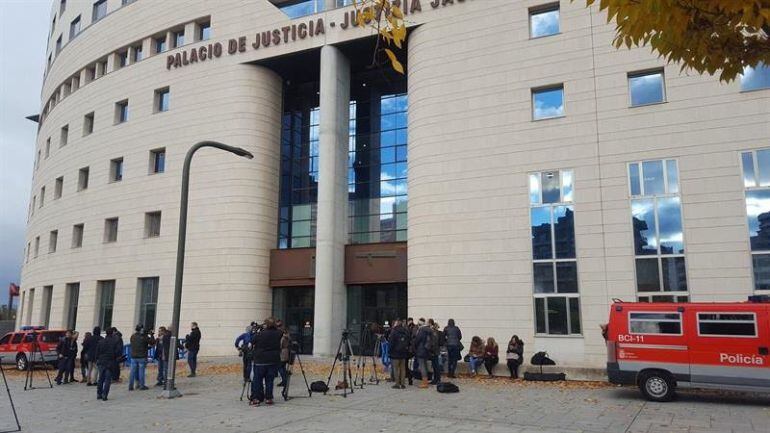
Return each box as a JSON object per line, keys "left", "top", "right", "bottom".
{"left": 249, "top": 317, "right": 282, "bottom": 407}
{"left": 128, "top": 324, "right": 155, "bottom": 391}
{"left": 235, "top": 324, "right": 255, "bottom": 383}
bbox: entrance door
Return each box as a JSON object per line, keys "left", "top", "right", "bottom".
{"left": 347, "top": 284, "right": 407, "bottom": 355}
{"left": 273, "top": 287, "right": 314, "bottom": 355}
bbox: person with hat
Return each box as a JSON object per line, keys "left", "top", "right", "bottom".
{"left": 128, "top": 324, "right": 154, "bottom": 391}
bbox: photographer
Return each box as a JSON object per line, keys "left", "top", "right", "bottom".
{"left": 249, "top": 317, "right": 282, "bottom": 407}
{"left": 235, "top": 325, "right": 254, "bottom": 383}
{"left": 128, "top": 324, "right": 155, "bottom": 391}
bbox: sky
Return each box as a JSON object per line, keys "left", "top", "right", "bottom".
{"left": 0, "top": 0, "right": 49, "bottom": 302}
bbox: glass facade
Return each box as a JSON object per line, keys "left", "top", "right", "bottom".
{"left": 742, "top": 149, "right": 770, "bottom": 291}
{"left": 278, "top": 77, "right": 408, "bottom": 248}
{"left": 530, "top": 170, "right": 581, "bottom": 335}
{"left": 629, "top": 159, "right": 688, "bottom": 302}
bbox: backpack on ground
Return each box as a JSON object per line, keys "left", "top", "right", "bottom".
{"left": 436, "top": 382, "right": 459, "bottom": 393}
{"left": 310, "top": 381, "right": 329, "bottom": 393}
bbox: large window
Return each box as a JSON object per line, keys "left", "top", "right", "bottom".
{"left": 69, "top": 16, "right": 80, "bottom": 40}
{"left": 348, "top": 93, "right": 408, "bottom": 244}
{"left": 741, "top": 62, "right": 770, "bottom": 92}
{"left": 529, "top": 3, "right": 560, "bottom": 38}
{"left": 104, "top": 217, "right": 119, "bottom": 243}
{"left": 137, "top": 277, "right": 159, "bottom": 331}
{"left": 64, "top": 283, "right": 80, "bottom": 329}
{"left": 698, "top": 312, "right": 757, "bottom": 337}
{"left": 97, "top": 280, "right": 115, "bottom": 329}
{"left": 629, "top": 159, "right": 688, "bottom": 302}
{"left": 530, "top": 170, "right": 581, "bottom": 335}
{"left": 742, "top": 149, "right": 770, "bottom": 291}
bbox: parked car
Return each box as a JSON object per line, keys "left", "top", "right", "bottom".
{"left": 605, "top": 296, "right": 769, "bottom": 402}
{"left": 0, "top": 326, "right": 66, "bottom": 371}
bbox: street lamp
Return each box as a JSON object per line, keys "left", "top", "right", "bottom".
{"left": 160, "top": 141, "right": 254, "bottom": 399}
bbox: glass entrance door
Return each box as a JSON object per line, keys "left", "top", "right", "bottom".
{"left": 347, "top": 283, "right": 407, "bottom": 354}
{"left": 273, "top": 287, "right": 314, "bottom": 355}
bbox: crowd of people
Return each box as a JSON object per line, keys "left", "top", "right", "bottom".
{"left": 51, "top": 322, "right": 202, "bottom": 401}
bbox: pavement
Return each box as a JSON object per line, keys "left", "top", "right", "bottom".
{"left": 0, "top": 359, "right": 768, "bottom": 433}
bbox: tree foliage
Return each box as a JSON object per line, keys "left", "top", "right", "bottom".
{"left": 353, "top": 0, "right": 407, "bottom": 74}
{"left": 583, "top": 0, "right": 770, "bottom": 81}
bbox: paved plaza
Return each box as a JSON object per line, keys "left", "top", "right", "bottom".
{"left": 0, "top": 360, "right": 768, "bottom": 433}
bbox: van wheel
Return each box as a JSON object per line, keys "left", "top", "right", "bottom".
{"left": 639, "top": 371, "right": 675, "bottom": 402}
{"left": 16, "top": 354, "right": 28, "bottom": 371}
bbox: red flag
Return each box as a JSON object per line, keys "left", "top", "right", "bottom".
{"left": 8, "top": 283, "right": 19, "bottom": 297}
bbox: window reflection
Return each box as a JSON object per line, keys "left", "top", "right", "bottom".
{"left": 642, "top": 160, "right": 665, "bottom": 195}
{"left": 529, "top": 6, "right": 559, "bottom": 38}
{"left": 553, "top": 206, "right": 575, "bottom": 258}
{"left": 632, "top": 198, "right": 658, "bottom": 255}
{"left": 752, "top": 254, "right": 770, "bottom": 291}
{"left": 636, "top": 258, "right": 660, "bottom": 292}
{"left": 541, "top": 171, "right": 560, "bottom": 203}
{"left": 533, "top": 263, "right": 554, "bottom": 293}
{"left": 742, "top": 152, "right": 756, "bottom": 188}
{"left": 758, "top": 149, "right": 770, "bottom": 187}
{"left": 532, "top": 86, "right": 564, "bottom": 120}
{"left": 746, "top": 189, "right": 770, "bottom": 251}
{"left": 629, "top": 163, "right": 641, "bottom": 195}
{"left": 740, "top": 62, "right": 770, "bottom": 92}
{"left": 628, "top": 70, "right": 665, "bottom": 106}
{"left": 657, "top": 196, "right": 684, "bottom": 254}
{"left": 531, "top": 207, "right": 552, "bottom": 260}
{"left": 661, "top": 257, "right": 687, "bottom": 292}
{"left": 556, "top": 262, "right": 578, "bottom": 293}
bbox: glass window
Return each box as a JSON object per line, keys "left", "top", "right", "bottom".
{"left": 752, "top": 254, "right": 770, "bottom": 291}
{"left": 534, "top": 296, "right": 581, "bottom": 335}
{"left": 150, "top": 149, "right": 165, "bottom": 174}
{"left": 54, "top": 176, "right": 63, "bottom": 199}
{"left": 628, "top": 70, "right": 665, "bottom": 106}
{"left": 532, "top": 85, "right": 564, "bottom": 120}
{"left": 698, "top": 313, "right": 756, "bottom": 337}
{"left": 110, "top": 158, "right": 123, "bottom": 182}
{"left": 199, "top": 22, "right": 211, "bottom": 41}
{"left": 531, "top": 207, "right": 552, "bottom": 260}
{"left": 65, "top": 283, "right": 79, "bottom": 330}
{"left": 280, "top": 0, "right": 323, "bottom": 19}
{"left": 132, "top": 45, "right": 143, "bottom": 62}
{"left": 97, "top": 281, "right": 115, "bottom": 329}
{"left": 629, "top": 312, "right": 682, "bottom": 335}
{"left": 632, "top": 198, "right": 657, "bottom": 255}
{"left": 69, "top": 16, "right": 81, "bottom": 40}
{"left": 49, "top": 230, "right": 58, "bottom": 253}
{"left": 742, "top": 152, "right": 757, "bottom": 188}
{"left": 642, "top": 160, "right": 665, "bottom": 195}
{"left": 104, "top": 218, "right": 118, "bottom": 243}
{"left": 72, "top": 224, "right": 84, "bottom": 248}
{"left": 137, "top": 277, "right": 159, "bottom": 330}
{"left": 55, "top": 35, "right": 62, "bottom": 54}
{"left": 115, "top": 100, "right": 129, "bottom": 123}
{"left": 92, "top": 0, "right": 107, "bottom": 23}
{"left": 145, "top": 212, "right": 161, "bottom": 238}
{"left": 118, "top": 50, "right": 128, "bottom": 67}
{"left": 155, "top": 88, "right": 170, "bottom": 112}
{"left": 83, "top": 112, "right": 94, "bottom": 135}
{"left": 529, "top": 4, "right": 560, "bottom": 38}
{"left": 78, "top": 167, "right": 89, "bottom": 191}
{"left": 60, "top": 124, "right": 68, "bottom": 147}
{"left": 173, "top": 31, "right": 184, "bottom": 48}
{"left": 740, "top": 62, "right": 770, "bottom": 92}
{"left": 155, "top": 37, "right": 167, "bottom": 54}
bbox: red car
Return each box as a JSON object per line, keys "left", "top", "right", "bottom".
{"left": 0, "top": 326, "right": 66, "bottom": 371}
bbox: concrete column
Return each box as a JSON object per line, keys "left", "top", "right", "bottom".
{"left": 313, "top": 45, "right": 350, "bottom": 357}
{"left": 142, "top": 37, "right": 153, "bottom": 58}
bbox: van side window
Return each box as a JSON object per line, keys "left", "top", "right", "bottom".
{"left": 698, "top": 313, "right": 757, "bottom": 337}
{"left": 10, "top": 334, "right": 23, "bottom": 344}
{"left": 23, "top": 334, "right": 35, "bottom": 343}
{"left": 629, "top": 312, "right": 682, "bottom": 335}
{"left": 0, "top": 334, "right": 10, "bottom": 345}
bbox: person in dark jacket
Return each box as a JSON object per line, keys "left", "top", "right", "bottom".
{"left": 55, "top": 330, "right": 76, "bottom": 385}
{"left": 185, "top": 322, "right": 201, "bottom": 377}
{"left": 235, "top": 325, "right": 252, "bottom": 383}
{"left": 112, "top": 330, "right": 124, "bottom": 382}
{"left": 86, "top": 327, "right": 102, "bottom": 386}
{"left": 128, "top": 324, "right": 154, "bottom": 391}
{"left": 387, "top": 319, "right": 410, "bottom": 389}
{"left": 505, "top": 335, "right": 524, "bottom": 379}
{"left": 80, "top": 332, "right": 92, "bottom": 383}
{"left": 429, "top": 320, "right": 442, "bottom": 385}
{"left": 154, "top": 327, "right": 171, "bottom": 387}
{"left": 443, "top": 319, "right": 463, "bottom": 378}
{"left": 95, "top": 327, "right": 122, "bottom": 401}
{"left": 413, "top": 319, "right": 433, "bottom": 389}
{"left": 276, "top": 320, "right": 290, "bottom": 387}
{"left": 405, "top": 317, "right": 416, "bottom": 385}
{"left": 249, "top": 317, "right": 282, "bottom": 406}
{"left": 483, "top": 337, "right": 499, "bottom": 377}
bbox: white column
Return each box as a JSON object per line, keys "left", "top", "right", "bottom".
{"left": 313, "top": 45, "right": 350, "bottom": 357}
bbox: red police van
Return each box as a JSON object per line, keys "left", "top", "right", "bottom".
{"left": 0, "top": 326, "right": 65, "bottom": 371}
{"left": 606, "top": 297, "right": 770, "bottom": 401}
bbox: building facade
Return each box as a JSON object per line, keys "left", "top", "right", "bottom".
{"left": 17, "top": 0, "right": 770, "bottom": 370}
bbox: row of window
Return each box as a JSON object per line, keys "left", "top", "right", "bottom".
{"left": 19, "top": 276, "right": 159, "bottom": 332}
{"left": 531, "top": 149, "right": 770, "bottom": 336}
{"left": 34, "top": 88, "right": 169, "bottom": 175}
{"left": 30, "top": 149, "right": 165, "bottom": 224}
{"left": 629, "top": 312, "right": 758, "bottom": 338}
{"left": 25, "top": 211, "right": 162, "bottom": 264}
{"left": 42, "top": 12, "right": 206, "bottom": 126}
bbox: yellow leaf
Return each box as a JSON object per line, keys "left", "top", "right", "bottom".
{"left": 391, "top": 6, "right": 404, "bottom": 19}
{"left": 384, "top": 48, "right": 404, "bottom": 74}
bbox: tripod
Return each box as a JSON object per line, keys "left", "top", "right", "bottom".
{"left": 324, "top": 330, "right": 355, "bottom": 398}
{"left": 353, "top": 326, "right": 380, "bottom": 388}
{"left": 281, "top": 348, "right": 311, "bottom": 401}
{"left": 0, "top": 358, "right": 20, "bottom": 432}
{"left": 24, "top": 338, "right": 53, "bottom": 391}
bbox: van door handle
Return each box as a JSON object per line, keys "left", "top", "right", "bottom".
{"left": 759, "top": 347, "right": 769, "bottom": 355}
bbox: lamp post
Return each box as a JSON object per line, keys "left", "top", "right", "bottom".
{"left": 160, "top": 141, "right": 254, "bottom": 399}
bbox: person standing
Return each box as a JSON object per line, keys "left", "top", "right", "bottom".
{"left": 428, "top": 319, "right": 442, "bottom": 385}
{"left": 86, "top": 327, "right": 102, "bottom": 386}
{"left": 443, "top": 319, "right": 463, "bottom": 378}
{"left": 55, "top": 330, "right": 75, "bottom": 385}
{"left": 276, "top": 321, "right": 290, "bottom": 387}
{"left": 235, "top": 325, "right": 253, "bottom": 383}
{"left": 483, "top": 337, "right": 499, "bottom": 377}
{"left": 129, "top": 325, "right": 154, "bottom": 391}
{"left": 185, "top": 322, "right": 201, "bottom": 377}
{"left": 154, "top": 327, "right": 171, "bottom": 387}
{"left": 405, "top": 317, "right": 416, "bottom": 385}
{"left": 388, "top": 319, "right": 410, "bottom": 389}
{"left": 67, "top": 331, "right": 79, "bottom": 382}
{"left": 413, "top": 318, "right": 433, "bottom": 389}
{"left": 95, "top": 327, "right": 122, "bottom": 401}
{"left": 80, "top": 332, "right": 92, "bottom": 383}
{"left": 249, "top": 318, "right": 282, "bottom": 406}
{"left": 505, "top": 335, "right": 524, "bottom": 379}
{"left": 112, "top": 329, "right": 124, "bottom": 382}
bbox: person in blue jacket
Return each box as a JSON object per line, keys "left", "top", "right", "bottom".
{"left": 235, "top": 324, "right": 253, "bottom": 383}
